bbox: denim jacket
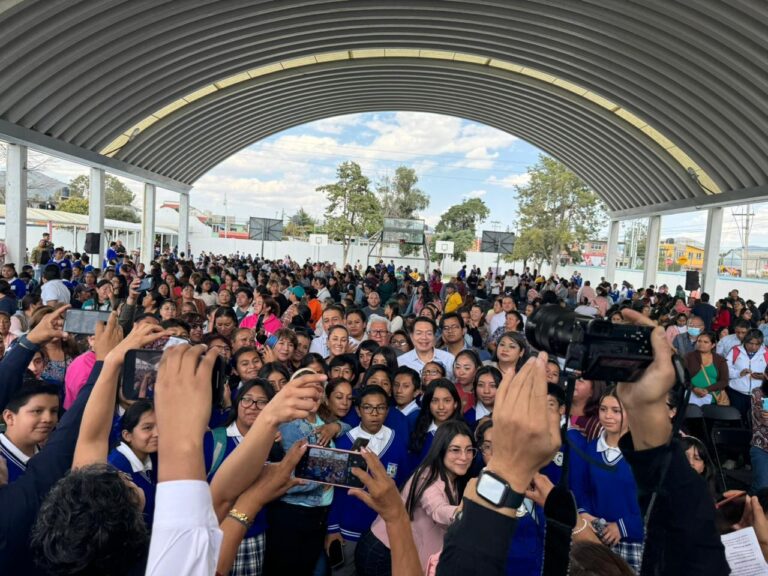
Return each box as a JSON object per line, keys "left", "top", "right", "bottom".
{"left": 278, "top": 415, "right": 334, "bottom": 507}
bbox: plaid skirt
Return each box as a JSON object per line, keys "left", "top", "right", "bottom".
{"left": 231, "top": 533, "right": 266, "bottom": 576}
{"left": 612, "top": 540, "right": 643, "bottom": 574}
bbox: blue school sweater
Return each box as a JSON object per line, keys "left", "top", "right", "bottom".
{"left": 569, "top": 432, "right": 644, "bottom": 542}
{"left": 343, "top": 404, "right": 410, "bottom": 443}
{"left": 327, "top": 425, "right": 409, "bottom": 541}
{"left": 464, "top": 403, "right": 492, "bottom": 432}
{"left": 107, "top": 444, "right": 157, "bottom": 528}
{"left": 203, "top": 424, "right": 267, "bottom": 538}
{"left": 398, "top": 402, "right": 421, "bottom": 436}
{"left": 0, "top": 434, "right": 31, "bottom": 483}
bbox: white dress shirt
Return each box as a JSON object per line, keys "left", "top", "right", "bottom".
{"left": 398, "top": 399, "right": 420, "bottom": 416}
{"left": 348, "top": 425, "right": 393, "bottom": 456}
{"left": 397, "top": 348, "right": 455, "bottom": 381}
{"left": 145, "top": 480, "right": 223, "bottom": 576}
{"left": 596, "top": 432, "right": 623, "bottom": 464}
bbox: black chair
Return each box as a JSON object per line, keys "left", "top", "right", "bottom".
{"left": 684, "top": 403, "right": 706, "bottom": 442}
{"left": 710, "top": 428, "right": 753, "bottom": 492}
{"left": 701, "top": 404, "right": 743, "bottom": 424}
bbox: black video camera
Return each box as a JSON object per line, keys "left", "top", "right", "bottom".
{"left": 525, "top": 304, "right": 653, "bottom": 382}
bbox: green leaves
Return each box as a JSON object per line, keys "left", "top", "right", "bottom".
{"left": 431, "top": 198, "right": 489, "bottom": 261}
{"left": 512, "top": 155, "right": 606, "bottom": 272}
{"left": 67, "top": 174, "right": 140, "bottom": 222}
{"left": 317, "top": 161, "right": 383, "bottom": 263}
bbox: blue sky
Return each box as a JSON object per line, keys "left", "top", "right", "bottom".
{"left": 25, "top": 110, "right": 768, "bottom": 250}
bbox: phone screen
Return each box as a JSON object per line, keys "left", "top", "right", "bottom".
{"left": 121, "top": 349, "right": 226, "bottom": 403}
{"left": 138, "top": 277, "right": 153, "bottom": 292}
{"left": 295, "top": 445, "right": 367, "bottom": 488}
{"left": 63, "top": 309, "right": 113, "bottom": 335}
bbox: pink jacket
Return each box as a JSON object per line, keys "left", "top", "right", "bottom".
{"left": 239, "top": 313, "right": 283, "bottom": 336}
{"left": 371, "top": 475, "right": 457, "bottom": 569}
{"left": 63, "top": 351, "right": 96, "bottom": 410}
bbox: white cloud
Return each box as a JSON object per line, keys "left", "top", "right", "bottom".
{"left": 308, "top": 114, "right": 363, "bottom": 135}
{"left": 463, "top": 189, "right": 487, "bottom": 199}
{"left": 486, "top": 173, "right": 531, "bottom": 188}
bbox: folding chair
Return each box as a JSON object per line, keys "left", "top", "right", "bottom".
{"left": 710, "top": 428, "right": 752, "bottom": 492}
{"left": 683, "top": 403, "right": 706, "bottom": 442}
{"left": 700, "top": 404, "right": 743, "bottom": 459}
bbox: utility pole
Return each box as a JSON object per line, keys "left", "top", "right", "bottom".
{"left": 732, "top": 205, "right": 755, "bottom": 277}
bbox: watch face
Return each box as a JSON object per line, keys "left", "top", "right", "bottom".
{"left": 477, "top": 472, "right": 507, "bottom": 504}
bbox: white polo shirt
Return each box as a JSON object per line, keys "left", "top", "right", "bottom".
{"left": 397, "top": 348, "right": 455, "bottom": 381}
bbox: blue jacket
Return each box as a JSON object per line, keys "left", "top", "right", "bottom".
{"left": 107, "top": 447, "right": 157, "bottom": 528}
{"left": 569, "top": 434, "right": 644, "bottom": 542}
{"left": 327, "top": 426, "right": 409, "bottom": 541}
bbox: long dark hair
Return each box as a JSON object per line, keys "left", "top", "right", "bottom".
{"left": 405, "top": 420, "right": 473, "bottom": 519}
{"left": 119, "top": 399, "right": 154, "bottom": 439}
{"left": 493, "top": 331, "right": 530, "bottom": 369}
{"left": 409, "top": 379, "right": 462, "bottom": 454}
{"left": 371, "top": 345, "right": 399, "bottom": 374}
{"left": 680, "top": 435, "right": 717, "bottom": 498}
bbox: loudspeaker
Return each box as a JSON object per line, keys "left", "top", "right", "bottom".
{"left": 685, "top": 270, "right": 700, "bottom": 291}
{"left": 84, "top": 232, "right": 101, "bottom": 255}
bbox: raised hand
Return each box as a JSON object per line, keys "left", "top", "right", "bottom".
{"left": 27, "top": 305, "right": 69, "bottom": 345}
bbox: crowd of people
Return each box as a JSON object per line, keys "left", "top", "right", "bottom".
{"left": 0, "top": 240, "right": 765, "bottom": 576}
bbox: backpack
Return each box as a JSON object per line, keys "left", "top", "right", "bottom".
{"left": 206, "top": 426, "right": 228, "bottom": 480}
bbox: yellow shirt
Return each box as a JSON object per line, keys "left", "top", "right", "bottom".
{"left": 445, "top": 292, "right": 463, "bottom": 313}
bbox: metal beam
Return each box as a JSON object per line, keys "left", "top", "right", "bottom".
{"left": 702, "top": 207, "right": 723, "bottom": 297}
{"left": 88, "top": 167, "right": 105, "bottom": 262}
{"left": 178, "top": 191, "right": 190, "bottom": 258}
{"left": 140, "top": 183, "right": 155, "bottom": 268}
{"left": 643, "top": 215, "right": 662, "bottom": 288}
{"left": 609, "top": 185, "right": 768, "bottom": 220}
{"left": 0, "top": 119, "right": 191, "bottom": 194}
{"left": 604, "top": 219, "right": 620, "bottom": 282}
{"left": 5, "top": 143, "right": 27, "bottom": 269}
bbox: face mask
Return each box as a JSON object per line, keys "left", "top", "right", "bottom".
{"left": 688, "top": 327, "right": 701, "bottom": 337}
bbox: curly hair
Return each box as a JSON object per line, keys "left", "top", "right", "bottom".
{"left": 31, "top": 463, "right": 148, "bottom": 576}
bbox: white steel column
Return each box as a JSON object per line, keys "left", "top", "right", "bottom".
{"left": 702, "top": 207, "right": 723, "bottom": 296}
{"left": 643, "top": 215, "right": 662, "bottom": 288}
{"left": 6, "top": 144, "right": 27, "bottom": 266}
{"left": 141, "top": 183, "right": 156, "bottom": 267}
{"left": 604, "top": 219, "right": 620, "bottom": 282}
{"left": 178, "top": 192, "right": 190, "bottom": 258}
{"left": 88, "top": 167, "right": 105, "bottom": 261}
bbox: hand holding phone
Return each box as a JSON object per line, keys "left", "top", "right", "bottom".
{"left": 64, "top": 309, "right": 113, "bottom": 335}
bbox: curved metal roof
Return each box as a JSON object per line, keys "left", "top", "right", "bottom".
{"left": 0, "top": 0, "right": 766, "bottom": 218}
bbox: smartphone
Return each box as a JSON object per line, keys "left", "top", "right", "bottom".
{"left": 351, "top": 438, "right": 370, "bottom": 451}
{"left": 295, "top": 445, "right": 368, "bottom": 488}
{"left": 63, "top": 309, "right": 112, "bottom": 335}
{"left": 137, "top": 277, "right": 153, "bottom": 292}
{"left": 762, "top": 398, "right": 768, "bottom": 411}
{"left": 716, "top": 490, "right": 747, "bottom": 509}
{"left": 121, "top": 349, "right": 226, "bottom": 404}
{"left": 328, "top": 538, "right": 344, "bottom": 568}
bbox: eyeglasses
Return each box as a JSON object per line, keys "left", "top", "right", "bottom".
{"left": 480, "top": 442, "right": 493, "bottom": 455}
{"left": 447, "top": 446, "right": 478, "bottom": 457}
{"left": 442, "top": 324, "right": 461, "bottom": 332}
{"left": 360, "top": 404, "right": 388, "bottom": 414}
{"left": 391, "top": 339, "right": 408, "bottom": 347}
{"left": 369, "top": 329, "right": 388, "bottom": 336}
{"left": 210, "top": 344, "right": 231, "bottom": 353}
{"left": 422, "top": 369, "right": 442, "bottom": 377}
{"left": 240, "top": 397, "right": 268, "bottom": 410}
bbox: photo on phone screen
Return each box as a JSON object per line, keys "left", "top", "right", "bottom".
{"left": 295, "top": 445, "right": 367, "bottom": 488}
{"left": 122, "top": 349, "right": 163, "bottom": 400}
{"left": 63, "top": 309, "right": 113, "bottom": 335}
{"left": 121, "top": 349, "right": 227, "bottom": 404}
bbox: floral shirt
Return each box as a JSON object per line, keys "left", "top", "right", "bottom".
{"left": 751, "top": 388, "right": 768, "bottom": 451}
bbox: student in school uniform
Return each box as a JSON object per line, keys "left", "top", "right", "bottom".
{"left": 393, "top": 366, "right": 421, "bottom": 434}
{"left": 0, "top": 382, "right": 60, "bottom": 483}
{"left": 407, "top": 379, "right": 463, "bottom": 472}
{"left": 569, "top": 388, "right": 644, "bottom": 573}
{"left": 326, "top": 385, "right": 410, "bottom": 576}
{"left": 342, "top": 365, "right": 411, "bottom": 443}
{"left": 106, "top": 399, "right": 158, "bottom": 528}
{"left": 204, "top": 380, "right": 283, "bottom": 576}
{"left": 464, "top": 366, "right": 501, "bottom": 431}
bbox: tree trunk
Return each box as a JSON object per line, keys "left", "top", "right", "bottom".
{"left": 550, "top": 246, "right": 560, "bottom": 276}
{"left": 342, "top": 240, "right": 350, "bottom": 266}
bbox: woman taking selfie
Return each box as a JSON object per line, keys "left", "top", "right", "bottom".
{"left": 356, "top": 421, "right": 475, "bottom": 575}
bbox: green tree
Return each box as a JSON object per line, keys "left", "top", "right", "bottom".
{"left": 377, "top": 166, "right": 430, "bottom": 256}
{"left": 431, "top": 198, "right": 490, "bottom": 261}
{"left": 57, "top": 197, "right": 89, "bottom": 215}
{"left": 318, "top": 161, "right": 383, "bottom": 264}
{"left": 67, "top": 174, "right": 140, "bottom": 222}
{"left": 513, "top": 155, "right": 606, "bottom": 274}
{"left": 285, "top": 208, "right": 316, "bottom": 238}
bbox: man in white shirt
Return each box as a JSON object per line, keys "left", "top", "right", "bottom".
{"left": 726, "top": 329, "right": 768, "bottom": 423}
{"left": 717, "top": 320, "right": 749, "bottom": 357}
{"left": 398, "top": 317, "right": 455, "bottom": 381}
{"left": 489, "top": 295, "right": 516, "bottom": 335}
{"left": 40, "top": 264, "right": 72, "bottom": 306}
{"left": 367, "top": 314, "right": 392, "bottom": 348}
{"left": 314, "top": 277, "right": 332, "bottom": 302}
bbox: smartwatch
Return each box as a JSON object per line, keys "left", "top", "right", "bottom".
{"left": 476, "top": 469, "right": 525, "bottom": 509}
